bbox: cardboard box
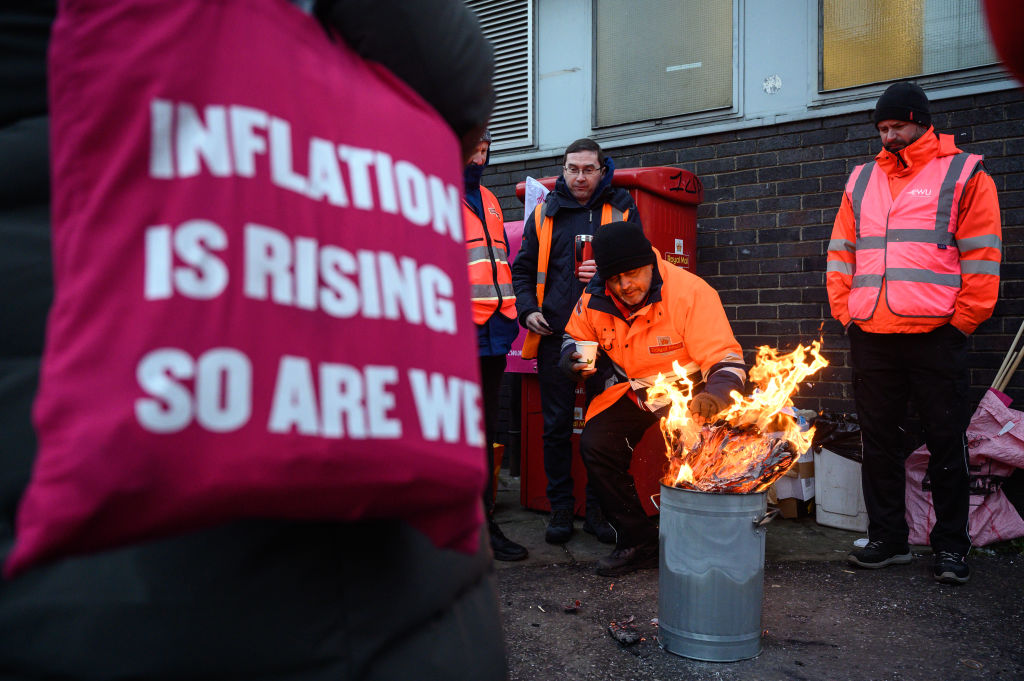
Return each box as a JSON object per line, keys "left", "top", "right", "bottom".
{"left": 775, "top": 497, "right": 815, "bottom": 519}
{"left": 782, "top": 450, "right": 815, "bottom": 479}
{"left": 772, "top": 474, "right": 814, "bottom": 501}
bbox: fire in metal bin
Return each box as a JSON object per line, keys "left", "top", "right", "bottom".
{"left": 652, "top": 341, "right": 829, "bottom": 662}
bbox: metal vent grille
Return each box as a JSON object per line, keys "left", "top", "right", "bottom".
{"left": 465, "top": 0, "right": 534, "bottom": 151}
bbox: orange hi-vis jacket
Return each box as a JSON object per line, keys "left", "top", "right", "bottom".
{"left": 521, "top": 201, "right": 629, "bottom": 358}
{"left": 464, "top": 186, "right": 516, "bottom": 325}
{"left": 564, "top": 254, "right": 745, "bottom": 422}
{"left": 827, "top": 129, "right": 1001, "bottom": 334}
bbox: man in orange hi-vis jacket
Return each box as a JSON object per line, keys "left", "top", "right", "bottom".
{"left": 561, "top": 222, "right": 746, "bottom": 576}
{"left": 827, "top": 82, "right": 1002, "bottom": 586}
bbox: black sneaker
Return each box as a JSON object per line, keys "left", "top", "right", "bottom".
{"left": 488, "top": 521, "right": 528, "bottom": 562}
{"left": 583, "top": 507, "right": 616, "bottom": 544}
{"left": 545, "top": 508, "right": 574, "bottom": 544}
{"left": 847, "top": 540, "right": 912, "bottom": 569}
{"left": 932, "top": 550, "right": 970, "bottom": 585}
{"left": 595, "top": 542, "right": 659, "bottom": 577}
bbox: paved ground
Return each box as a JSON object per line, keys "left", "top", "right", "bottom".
{"left": 490, "top": 473, "right": 1024, "bottom": 681}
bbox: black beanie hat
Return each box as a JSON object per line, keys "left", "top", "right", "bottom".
{"left": 872, "top": 82, "right": 931, "bottom": 129}
{"left": 593, "top": 221, "right": 656, "bottom": 280}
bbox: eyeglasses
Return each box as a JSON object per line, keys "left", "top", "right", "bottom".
{"left": 563, "top": 165, "right": 603, "bottom": 177}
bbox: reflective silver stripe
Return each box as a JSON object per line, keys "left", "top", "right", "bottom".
{"left": 469, "top": 283, "right": 516, "bottom": 299}
{"left": 467, "top": 245, "right": 509, "bottom": 262}
{"left": 537, "top": 272, "right": 546, "bottom": 284}
{"left": 827, "top": 260, "right": 854, "bottom": 275}
{"left": 827, "top": 238, "right": 855, "bottom": 253}
{"left": 885, "top": 267, "right": 961, "bottom": 287}
{"left": 956, "top": 234, "right": 1002, "bottom": 253}
{"left": 714, "top": 366, "right": 748, "bottom": 384}
{"left": 609, "top": 207, "right": 625, "bottom": 222}
{"left": 850, "top": 162, "right": 874, "bottom": 240}
{"left": 887, "top": 229, "right": 953, "bottom": 245}
{"left": 856, "top": 236, "right": 886, "bottom": 250}
{"left": 933, "top": 153, "right": 972, "bottom": 239}
{"left": 561, "top": 334, "right": 577, "bottom": 352}
{"left": 960, "top": 259, "right": 1000, "bottom": 275}
{"left": 852, "top": 273, "right": 883, "bottom": 288}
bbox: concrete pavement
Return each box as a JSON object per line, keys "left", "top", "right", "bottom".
{"left": 490, "top": 469, "right": 869, "bottom": 569}
{"left": 489, "top": 471, "right": 1024, "bottom": 681}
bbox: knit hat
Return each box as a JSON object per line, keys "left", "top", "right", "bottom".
{"left": 872, "top": 82, "right": 931, "bottom": 128}
{"left": 593, "top": 221, "right": 656, "bottom": 280}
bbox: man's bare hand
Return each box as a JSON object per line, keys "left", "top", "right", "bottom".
{"left": 570, "top": 351, "right": 597, "bottom": 376}
{"left": 576, "top": 259, "right": 597, "bottom": 283}
{"left": 526, "top": 311, "right": 553, "bottom": 335}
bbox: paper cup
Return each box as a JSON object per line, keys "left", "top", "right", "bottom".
{"left": 575, "top": 340, "right": 599, "bottom": 365}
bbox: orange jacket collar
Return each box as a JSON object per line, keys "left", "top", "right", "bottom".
{"left": 874, "top": 127, "right": 962, "bottom": 177}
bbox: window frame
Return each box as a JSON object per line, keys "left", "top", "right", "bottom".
{"left": 588, "top": 0, "right": 744, "bottom": 138}
{"left": 807, "top": 0, "right": 1006, "bottom": 108}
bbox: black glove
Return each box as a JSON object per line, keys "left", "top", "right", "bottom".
{"left": 690, "top": 391, "right": 727, "bottom": 421}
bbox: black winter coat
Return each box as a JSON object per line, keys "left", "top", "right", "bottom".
{"left": 0, "top": 3, "right": 507, "bottom": 679}
{"left": 511, "top": 159, "right": 641, "bottom": 336}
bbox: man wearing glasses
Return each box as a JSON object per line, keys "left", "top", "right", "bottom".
{"left": 511, "top": 138, "right": 641, "bottom": 545}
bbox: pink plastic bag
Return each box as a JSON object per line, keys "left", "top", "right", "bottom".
{"left": 906, "top": 390, "right": 1024, "bottom": 546}
{"left": 7, "top": 0, "right": 485, "bottom": 576}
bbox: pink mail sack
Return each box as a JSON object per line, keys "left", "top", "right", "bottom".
{"left": 6, "top": 0, "right": 486, "bottom": 577}
{"left": 906, "top": 389, "right": 1024, "bottom": 546}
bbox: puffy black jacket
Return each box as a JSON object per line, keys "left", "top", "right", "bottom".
{"left": 0, "top": 3, "right": 508, "bottom": 679}
{"left": 511, "top": 158, "right": 641, "bottom": 336}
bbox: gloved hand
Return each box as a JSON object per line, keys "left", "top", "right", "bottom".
{"left": 525, "top": 311, "right": 553, "bottom": 335}
{"left": 690, "top": 391, "right": 727, "bottom": 421}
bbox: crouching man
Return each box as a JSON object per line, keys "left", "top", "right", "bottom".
{"left": 560, "top": 222, "right": 747, "bottom": 576}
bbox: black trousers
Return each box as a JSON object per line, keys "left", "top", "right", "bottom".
{"left": 479, "top": 354, "right": 507, "bottom": 519}
{"left": 849, "top": 325, "right": 971, "bottom": 554}
{"left": 579, "top": 393, "right": 660, "bottom": 549}
{"left": 537, "top": 336, "right": 603, "bottom": 512}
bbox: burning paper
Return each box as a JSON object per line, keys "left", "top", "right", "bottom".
{"left": 648, "top": 341, "right": 828, "bottom": 493}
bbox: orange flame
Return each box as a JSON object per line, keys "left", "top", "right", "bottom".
{"left": 648, "top": 340, "right": 829, "bottom": 492}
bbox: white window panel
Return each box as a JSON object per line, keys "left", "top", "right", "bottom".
{"left": 594, "top": 0, "right": 734, "bottom": 128}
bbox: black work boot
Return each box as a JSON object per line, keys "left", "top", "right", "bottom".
{"left": 583, "top": 506, "right": 616, "bottom": 544}
{"left": 595, "top": 542, "right": 659, "bottom": 577}
{"left": 488, "top": 520, "right": 528, "bottom": 562}
{"left": 545, "top": 508, "right": 574, "bottom": 544}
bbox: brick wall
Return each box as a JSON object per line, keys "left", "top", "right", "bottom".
{"left": 484, "top": 88, "right": 1024, "bottom": 419}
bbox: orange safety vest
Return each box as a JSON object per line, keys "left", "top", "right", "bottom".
{"left": 846, "top": 153, "right": 983, "bottom": 321}
{"left": 521, "top": 201, "right": 629, "bottom": 359}
{"left": 464, "top": 186, "right": 517, "bottom": 325}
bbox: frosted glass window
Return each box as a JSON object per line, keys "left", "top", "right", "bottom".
{"left": 594, "top": 0, "right": 733, "bottom": 127}
{"left": 822, "top": 0, "right": 997, "bottom": 91}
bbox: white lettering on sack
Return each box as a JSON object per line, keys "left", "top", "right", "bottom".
{"left": 148, "top": 98, "right": 462, "bottom": 242}
{"left": 135, "top": 349, "right": 411, "bottom": 439}
{"left": 408, "top": 369, "right": 483, "bottom": 445}
{"left": 144, "top": 221, "right": 229, "bottom": 300}
{"left": 266, "top": 356, "right": 401, "bottom": 439}
{"left": 135, "top": 347, "right": 252, "bottom": 433}
{"left": 142, "top": 221, "right": 456, "bottom": 333}
{"left": 242, "top": 223, "right": 456, "bottom": 333}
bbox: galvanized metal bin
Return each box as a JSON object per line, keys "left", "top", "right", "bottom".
{"left": 657, "top": 483, "right": 769, "bottom": 662}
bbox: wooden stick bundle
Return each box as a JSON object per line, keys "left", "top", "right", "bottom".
{"left": 993, "top": 320, "right": 1024, "bottom": 390}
